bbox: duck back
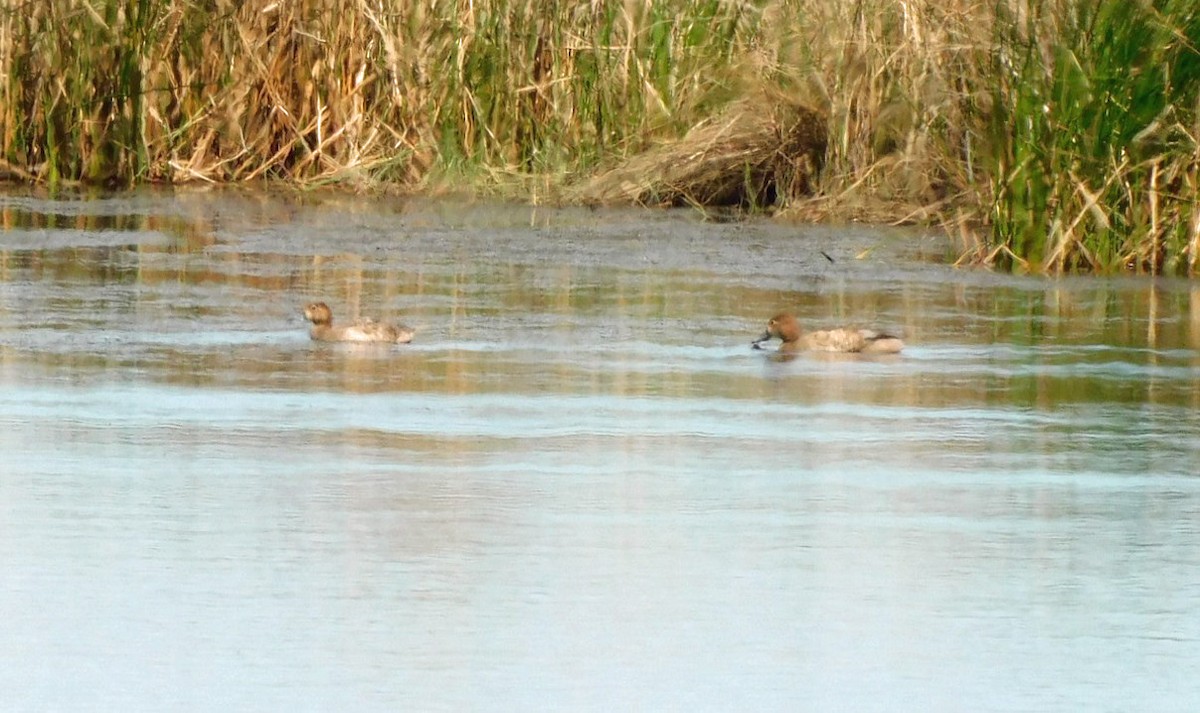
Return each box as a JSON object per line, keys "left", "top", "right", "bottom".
{"left": 340, "top": 318, "right": 415, "bottom": 344}
{"left": 792, "top": 328, "right": 903, "bottom": 353}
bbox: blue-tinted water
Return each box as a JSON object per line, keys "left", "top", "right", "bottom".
{"left": 1, "top": 191, "right": 1199, "bottom": 711}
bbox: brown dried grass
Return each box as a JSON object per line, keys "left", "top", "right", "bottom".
{"left": 569, "top": 99, "right": 825, "bottom": 209}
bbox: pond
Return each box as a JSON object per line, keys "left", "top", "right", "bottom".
{"left": 1, "top": 189, "right": 1198, "bottom": 711}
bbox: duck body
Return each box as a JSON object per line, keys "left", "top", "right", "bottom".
{"left": 303, "top": 302, "right": 414, "bottom": 344}
{"left": 752, "top": 312, "right": 903, "bottom": 354}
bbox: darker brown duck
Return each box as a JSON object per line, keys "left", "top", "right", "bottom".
{"left": 751, "top": 313, "right": 903, "bottom": 354}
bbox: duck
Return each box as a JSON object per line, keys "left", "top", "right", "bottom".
{"left": 303, "top": 301, "right": 414, "bottom": 344}
{"left": 751, "top": 312, "right": 903, "bottom": 354}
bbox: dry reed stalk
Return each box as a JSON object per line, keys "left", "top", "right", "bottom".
{"left": 980, "top": 241, "right": 1029, "bottom": 271}
{"left": 1149, "top": 159, "right": 1160, "bottom": 273}
{"left": 1043, "top": 170, "right": 1114, "bottom": 271}
{"left": 1188, "top": 206, "right": 1200, "bottom": 276}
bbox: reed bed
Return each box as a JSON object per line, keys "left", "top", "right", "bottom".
{"left": 0, "top": 0, "right": 756, "bottom": 187}
{"left": 1, "top": 0, "right": 1199, "bottom": 274}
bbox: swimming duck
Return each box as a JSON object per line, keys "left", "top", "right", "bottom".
{"left": 751, "top": 312, "right": 903, "bottom": 354}
{"left": 303, "top": 302, "right": 414, "bottom": 344}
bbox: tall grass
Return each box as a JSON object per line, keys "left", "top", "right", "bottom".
{"left": 765, "top": 1, "right": 994, "bottom": 221}
{"left": 0, "top": 0, "right": 755, "bottom": 188}
{"left": 985, "top": 0, "right": 1200, "bottom": 274}
{"left": 2, "top": 0, "right": 1200, "bottom": 274}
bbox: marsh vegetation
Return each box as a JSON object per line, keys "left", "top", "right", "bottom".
{"left": 2, "top": 0, "right": 1199, "bottom": 274}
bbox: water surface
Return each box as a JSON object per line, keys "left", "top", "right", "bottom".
{"left": 2, "top": 190, "right": 1199, "bottom": 711}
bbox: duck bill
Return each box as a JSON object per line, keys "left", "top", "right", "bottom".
{"left": 751, "top": 330, "right": 773, "bottom": 349}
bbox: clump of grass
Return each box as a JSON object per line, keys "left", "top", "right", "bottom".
{"left": 748, "top": 0, "right": 1200, "bottom": 275}
{"left": 1, "top": 0, "right": 156, "bottom": 186}
{"left": 570, "top": 98, "right": 826, "bottom": 209}
{"left": 982, "top": 0, "right": 1200, "bottom": 274}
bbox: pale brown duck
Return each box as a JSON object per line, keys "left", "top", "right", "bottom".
{"left": 303, "top": 302, "right": 414, "bottom": 344}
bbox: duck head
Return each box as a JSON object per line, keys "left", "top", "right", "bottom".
{"left": 303, "top": 301, "right": 333, "bottom": 326}
{"left": 751, "top": 313, "right": 802, "bottom": 349}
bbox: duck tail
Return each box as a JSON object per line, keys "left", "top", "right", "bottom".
{"left": 862, "top": 329, "right": 900, "bottom": 341}
{"left": 861, "top": 330, "right": 905, "bottom": 354}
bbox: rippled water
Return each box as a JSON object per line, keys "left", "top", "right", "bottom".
{"left": 2, "top": 189, "right": 1199, "bottom": 711}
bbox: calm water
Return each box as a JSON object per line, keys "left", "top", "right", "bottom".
{"left": 1, "top": 190, "right": 1199, "bottom": 711}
